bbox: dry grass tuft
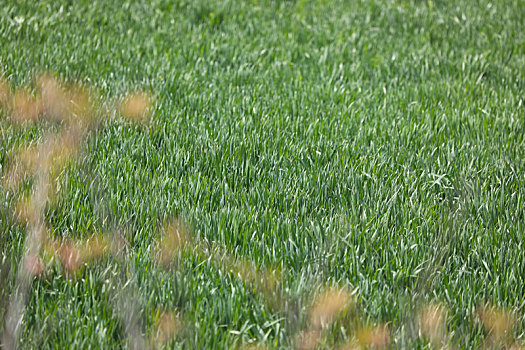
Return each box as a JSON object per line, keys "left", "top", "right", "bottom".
{"left": 56, "top": 240, "right": 84, "bottom": 275}
{"left": 23, "top": 254, "right": 44, "bottom": 277}
{"left": 154, "top": 219, "right": 191, "bottom": 267}
{"left": 151, "top": 309, "right": 180, "bottom": 348}
{"left": 419, "top": 303, "right": 448, "bottom": 347}
{"left": 0, "top": 76, "right": 10, "bottom": 108}
{"left": 119, "top": 91, "right": 152, "bottom": 122}
{"left": 10, "top": 90, "right": 42, "bottom": 124}
{"left": 355, "top": 324, "right": 390, "bottom": 348}
{"left": 308, "top": 287, "right": 353, "bottom": 329}
{"left": 478, "top": 305, "right": 515, "bottom": 348}
{"left": 295, "top": 329, "right": 321, "bottom": 350}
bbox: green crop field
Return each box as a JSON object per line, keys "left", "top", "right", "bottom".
{"left": 1, "top": 0, "right": 524, "bottom": 348}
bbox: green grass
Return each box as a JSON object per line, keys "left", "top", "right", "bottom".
{"left": 1, "top": 0, "right": 525, "bottom": 348}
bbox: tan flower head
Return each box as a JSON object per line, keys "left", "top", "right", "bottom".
{"left": 308, "top": 287, "right": 353, "bottom": 329}
{"left": 152, "top": 310, "right": 180, "bottom": 347}
{"left": 478, "top": 305, "right": 515, "bottom": 344}
{"left": 119, "top": 91, "right": 152, "bottom": 122}
{"left": 295, "top": 330, "right": 321, "bottom": 350}
{"left": 11, "top": 90, "right": 41, "bottom": 123}
{"left": 38, "top": 74, "right": 69, "bottom": 122}
{"left": 419, "top": 303, "right": 447, "bottom": 346}
{"left": 0, "top": 77, "right": 10, "bottom": 108}
{"left": 155, "top": 219, "right": 190, "bottom": 266}
{"left": 57, "top": 241, "right": 84, "bottom": 275}
{"left": 356, "top": 324, "right": 390, "bottom": 348}
{"left": 23, "top": 253, "right": 45, "bottom": 277}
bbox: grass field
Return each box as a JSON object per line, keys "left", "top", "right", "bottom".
{"left": 1, "top": 0, "right": 525, "bottom": 348}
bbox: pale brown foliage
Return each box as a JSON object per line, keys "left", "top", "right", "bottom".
{"left": 478, "top": 305, "right": 515, "bottom": 347}
{"left": 120, "top": 92, "right": 152, "bottom": 122}
{"left": 56, "top": 241, "right": 84, "bottom": 275}
{"left": 23, "top": 254, "right": 44, "bottom": 277}
{"left": 152, "top": 310, "right": 180, "bottom": 347}
{"left": 155, "top": 219, "right": 190, "bottom": 266}
{"left": 419, "top": 303, "right": 447, "bottom": 347}
{"left": 308, "top": 287, "right": 353, "bottom": 329}
{"left": 355, "top": 324, "right": 390, "bottom": 348}
{"left": 11, "top": 90, "right": 41, "bottom": 123}
{"left": 0, "top": 77, "right": 10, "bottom": 107}
{"left": 295, "top": 330, "right": 321, "bottom": 350}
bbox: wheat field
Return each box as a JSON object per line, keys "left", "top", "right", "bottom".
{"left": 1, "top": 0, "right": 524, "bottom": 348}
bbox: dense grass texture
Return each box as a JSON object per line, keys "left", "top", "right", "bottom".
{"left": 1, "top": 0, "right": 525, "bottom": 348}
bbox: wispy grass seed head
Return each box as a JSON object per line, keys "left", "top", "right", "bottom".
{"left": 11, "top": 90, "right": 41, "bottom": 124}
{"left": 56, "top": 241, "right": 84, "bottom": 276}
{"left": 119, "top": 91, "right": 152, "bottom": 122}
{"left": 0, "top": 76, "right": 10, "bottom": 108}
{"left": 419, "top": 303, "right": 448, "bottom": 347}
{"left": 295, "top": 329, "right": 321, "bottom": 350}
{"left": 154, "top": 219, "right": 190, "bottom": 267}
{"left": 308, "top": 287, "right": 353, "bottom": 329}
{"left": 14, "top": 196, "right": 41, "bottom": 226}
{"left": 38, "top": 74, "right": 68, "bottom": 122}
{"left": 152, "top": 309, "right": 180, "bottom": 348}
{"left": 355, "top": 324, "right": 390, "bottom": 348}
{"left": 478, "top": 305, "right": 515, "bottom": 346}
{"left": 23, "top": 253, "right": 44, "bottom": 277}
